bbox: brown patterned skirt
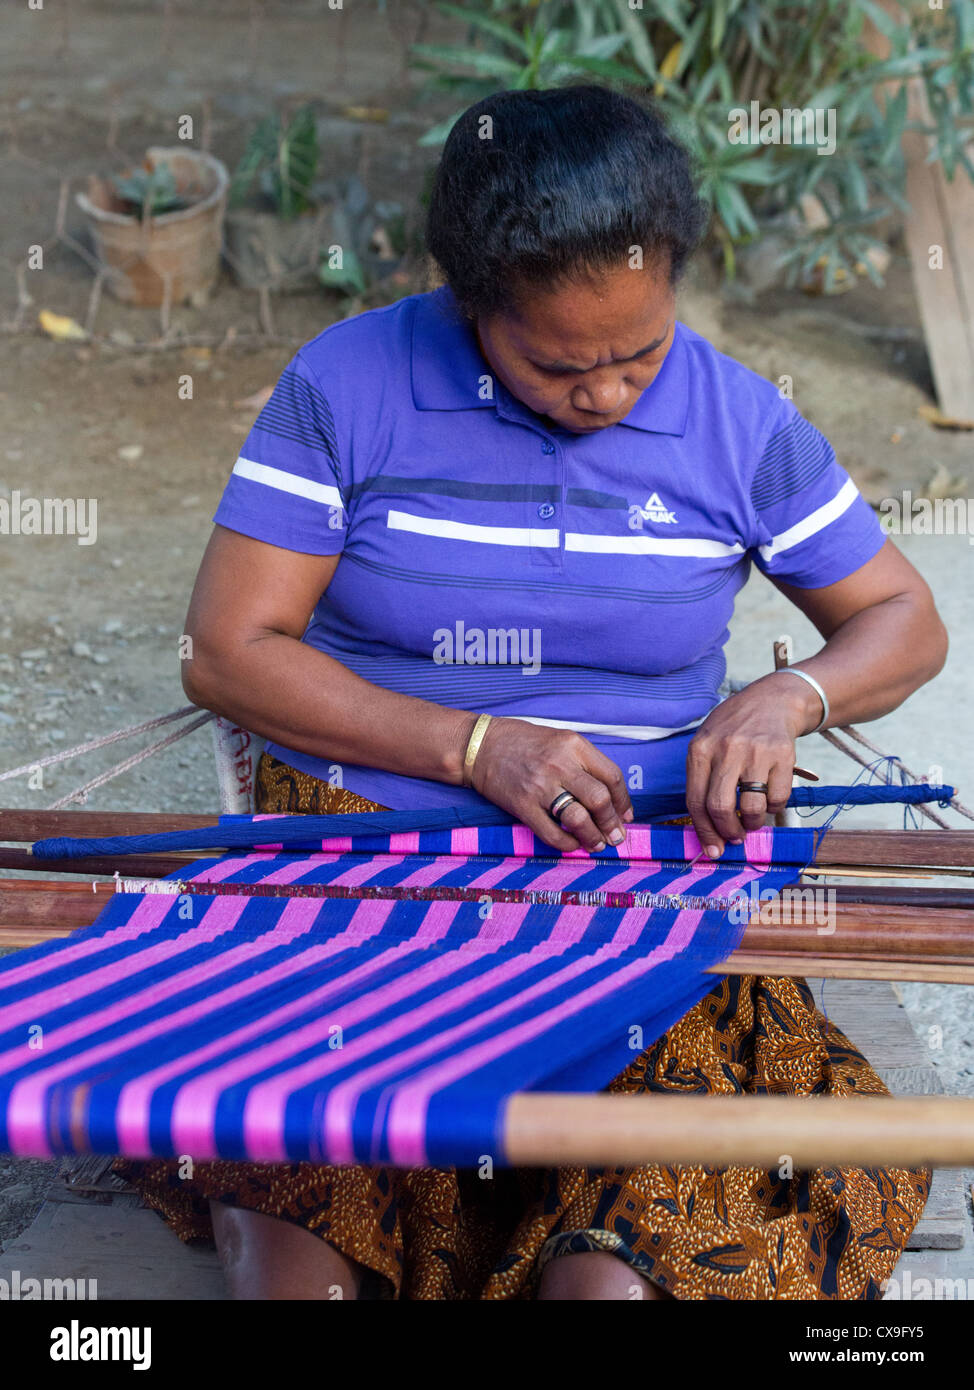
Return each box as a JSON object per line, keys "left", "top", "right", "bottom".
{"left": 115, "top": 754, "right": 930, "bottom": 1300}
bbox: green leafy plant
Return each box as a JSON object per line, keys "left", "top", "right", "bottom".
{"left": 412, "top": 0, "right": 974, "bottom": 288}
{"left": 413, "top": 1, "right": 637, "bottom": 144}
{"left": 111, "top": 162, "right": 189, "bottom": 218}
{"left": 229, "top": 105, "right": 319, "bottom": 220}
{"left": 319, "top": 246, "right": 368, "bottom": 295}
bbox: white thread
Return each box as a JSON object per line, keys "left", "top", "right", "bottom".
{"left": 0, "top": 706, "right": 207, "bottom": 783}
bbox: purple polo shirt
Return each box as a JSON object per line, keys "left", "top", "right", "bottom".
{"left": 213, "top": 287, "right": 884, "bottom": 810}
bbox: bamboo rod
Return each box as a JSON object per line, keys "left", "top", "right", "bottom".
{"left": 503, "top": 1093, "right": 974, "bottom": 1168}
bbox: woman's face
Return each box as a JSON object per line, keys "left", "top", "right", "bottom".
{"left": 475, "top": 261, "right": 676, "bottom": 434}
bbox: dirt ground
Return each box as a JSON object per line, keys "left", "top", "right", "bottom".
{"left": 1, "top": 1, "right": 972, "bottom": 1248}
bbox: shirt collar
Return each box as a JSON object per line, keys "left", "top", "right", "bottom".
{"left": 411, "top": 286, "right": 689, "bottom": 437}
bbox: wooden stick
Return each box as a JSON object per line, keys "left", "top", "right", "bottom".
{"left": 745, "top": 898, "right": 974, "bottom": 955}
{"left": 503, "top": 1093, "right": 974, "bottom": 1167}
{"left": 0, "top": 810, "right": 217, "bottom": 840}
{"left": 3, "top": 878, "right": 973, "bottom": 952}
{"left": 4, "top": 879, "right": 974, "bottom": 985}
{"left": 716, "top": 953, "right": 974, "bottom": 986}
{"left": 809, "top": 831, "right": 974, "bottom": 871}
{"left": 0, "top": 849, "right": 208, "bottom": 876}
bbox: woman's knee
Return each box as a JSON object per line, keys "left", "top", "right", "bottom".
{"left": 210, "top": 1202, "right": 364, "bottom": 1301}
{"left": 537, "top": 1250, "right": 666, "bottom": 1301}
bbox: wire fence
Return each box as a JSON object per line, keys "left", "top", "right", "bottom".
{"left": 0, "top": 0, "right": 433, "bottom": 350}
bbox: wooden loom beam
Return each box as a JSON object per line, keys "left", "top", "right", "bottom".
{"left": 0, "top": 810, "right": 218, "bottom": 840}
{"left": 2, "top": 810, "right": 973, "bottom": 982}
{"left": 2, "top": 877, "right": 973, "bottom": 983}
{"left": 504, "top": 1094, "right": 974, "bottom": 1168}
{"left": 0, "top": 848, "right": 206, "bottom": 876}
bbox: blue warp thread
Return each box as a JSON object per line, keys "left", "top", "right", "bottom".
{"left": 30, "top": 782, "right": 955, "bottom": 861}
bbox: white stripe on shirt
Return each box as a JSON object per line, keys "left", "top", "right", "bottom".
{"left": 758, "top": 477, "right": 858, "bottom": 563}
{"left": 232, "top": 457, "right": 344, "bottom": 510}
{"left": 511, "top": 714, "right": 707, "bottom": 741}
{"left": 565, "top": 533, "right": 745, "bottom": 558}
{"left": 387, "top": 509, "right": 559, "bottom": 547}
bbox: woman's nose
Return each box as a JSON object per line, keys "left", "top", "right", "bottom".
{"left": 572, "top": 374, "right": 626, "bottom": 415}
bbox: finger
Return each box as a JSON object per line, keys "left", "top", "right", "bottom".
{"left": 556, "top": 797, "right": 610, "bottom": 853}
{"left": 707, "top": 764, "right": 758, "bottom": 844}
{"left": 579, "top": 748, "right": 633, "bottom": 825}
{"left": 736, "top": 789, "right": 770, "bottom": 834}
{"left": 765, "top": 760, "right": 794, "bottom": 816}
{"left": 685, "top": 740, "right": 725, "bottom": 859}
{"left": 564, "top": 770, "right": 627, "bottom": 847}
{"left": 738, "top": 752, "right": 792, "bottom": 830}
{"left": 520, "top": 804, "right": 582, "bottom": 854}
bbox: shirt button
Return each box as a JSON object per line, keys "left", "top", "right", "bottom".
{"left": 541, "top": 440, "right": 555, "bottom": 454}
{"left": 537, "top": 502, "right": 556, "bottom": 520}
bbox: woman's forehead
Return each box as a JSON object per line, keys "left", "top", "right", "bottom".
{"left": 501, "top": 266, "right": 674, "bottom": 360}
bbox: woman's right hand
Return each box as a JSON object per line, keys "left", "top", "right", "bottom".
{"left": 468, "top": 716, "right": 633, "bottom": 852}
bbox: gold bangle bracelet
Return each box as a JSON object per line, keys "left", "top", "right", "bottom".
{"left": 462, "top": 713, "right": 493, "bottom": 786}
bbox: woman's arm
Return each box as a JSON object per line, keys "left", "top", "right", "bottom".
{"left": 183, "top": 526, "right": 633, "bottom": 851}
{"left": 685, "top": 540, "right": 948, "bottom": 858}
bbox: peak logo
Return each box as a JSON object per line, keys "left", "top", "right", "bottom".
{"left": 628, "top": 492, "right": 677, "bottom": 529}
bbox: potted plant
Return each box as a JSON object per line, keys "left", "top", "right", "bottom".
{"left": 76, "top": 147, "right": 229, "bottom": 308}
{"left": 223, "top": 105, "right": 328, "bottom": 293}
{"left": 225, "top": 105, "right": 404, "bottom": 294}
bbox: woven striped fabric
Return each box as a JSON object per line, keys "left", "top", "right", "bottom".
{"left": 0, "top": 824, "right": 815, "bottom": 1166}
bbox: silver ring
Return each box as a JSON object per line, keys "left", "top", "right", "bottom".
{"left": 738, "top": 781, "right": 770, "bottom": 796}
{"left": 548, "top": 791, "right": 578, "bottom": 821}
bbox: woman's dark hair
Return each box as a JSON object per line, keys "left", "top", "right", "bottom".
{"left": 426, "top": 86, "right": 708, "bottom": 320}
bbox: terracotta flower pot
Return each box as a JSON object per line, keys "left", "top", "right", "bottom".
{"left": 76, "top": 148, "right": 229, "bottom": 308}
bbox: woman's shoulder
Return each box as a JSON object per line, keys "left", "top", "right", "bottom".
{"left": 678, "top": 320, "right": 787, "bottom": 423}
{"left": 295, "top": 288, "right": 446, "bottom": 385}
{"left": 674, "top": 321, "right": 817, "bottom": 494}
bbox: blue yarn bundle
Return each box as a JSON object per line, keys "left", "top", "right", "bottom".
{"left": 30, "top": 782, "right": 954, "bottom": 860}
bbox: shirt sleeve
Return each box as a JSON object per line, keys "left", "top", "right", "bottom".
{"left": 212, "top": 350, "right": 347, "bottom": 555}
{"left": 749, "top": 400, "right": 885, "bottom": 587}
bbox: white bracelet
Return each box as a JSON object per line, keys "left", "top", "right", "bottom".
{"left": 774, "top": 667, "right": 829, "bottom": 733}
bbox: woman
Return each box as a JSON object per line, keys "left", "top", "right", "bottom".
{"left": 122, "top": 86, "right": 946, "bottom": 1300}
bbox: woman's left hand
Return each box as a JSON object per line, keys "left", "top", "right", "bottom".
{"left": 685, "top": 675, "right": 817, "bottom": 858}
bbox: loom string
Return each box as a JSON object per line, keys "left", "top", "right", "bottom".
{"left": 808, "top": 757, "right": 913, "bottom": 861}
